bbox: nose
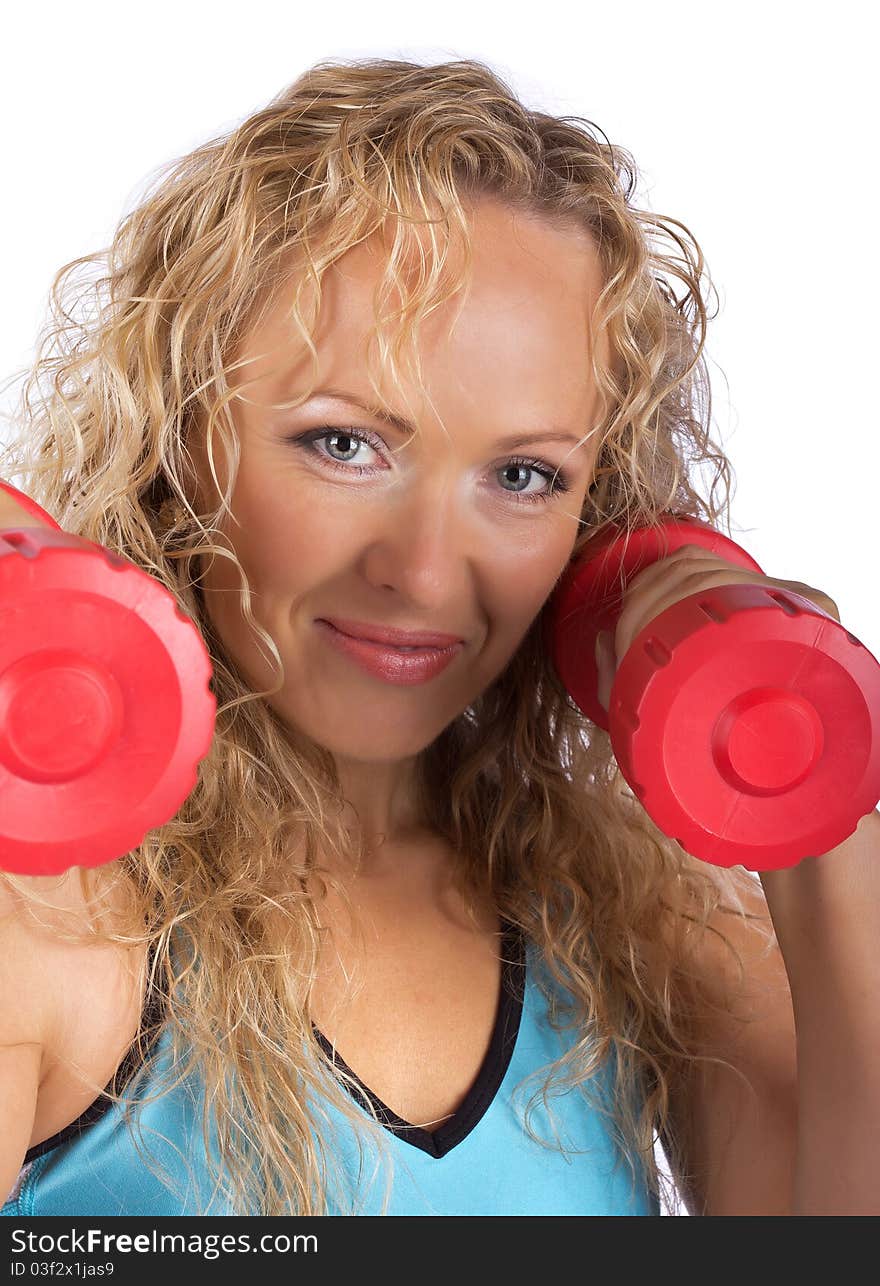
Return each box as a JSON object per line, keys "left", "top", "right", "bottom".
{"left": 361, "top": 473, "right": 472, "bottom": 604}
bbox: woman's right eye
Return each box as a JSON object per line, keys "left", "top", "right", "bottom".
{"left": 287, "top": 426, "right": 381, "bottom": 474}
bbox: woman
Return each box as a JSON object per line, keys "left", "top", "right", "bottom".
{"left": 2, "top": 56, "right": 874, "bottom": 1218}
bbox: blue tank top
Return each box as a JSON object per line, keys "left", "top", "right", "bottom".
{"left": 3, "top": 925, "right": 659, "bottom": 1216}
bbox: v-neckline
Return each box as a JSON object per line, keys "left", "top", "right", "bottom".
{"left": 311, "top": 920, "right": 527, "bottom": 1159}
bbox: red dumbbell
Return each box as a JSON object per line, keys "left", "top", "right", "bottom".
{"left": 544, "top": 513, "right": 880, "bottom": 872}
{"left": 0, "top": 480, "right": 216, "bottom": 876}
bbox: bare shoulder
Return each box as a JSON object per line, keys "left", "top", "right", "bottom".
{"left": 0, "top": 865, "right": 149, "bottom": 1176}
{"left": 0, "top": 866, "right": 142, "bottom": 1055}
{"left": 0, "top": 870, "right": 82, "bottom": 1051}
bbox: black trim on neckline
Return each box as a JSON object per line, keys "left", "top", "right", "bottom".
{"left": 312, "top": 920, "right": 527, "bottom": 1159}
{"left": 22, "top": 942, "right": 169, "bottom": 1166}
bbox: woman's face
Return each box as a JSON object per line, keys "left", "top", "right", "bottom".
{"left": 188, "top": 198, "right": 609, "bottom": 769}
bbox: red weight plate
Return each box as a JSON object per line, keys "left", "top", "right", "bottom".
{"left": 0, "top": 528, "right": 216, "bottom": 875}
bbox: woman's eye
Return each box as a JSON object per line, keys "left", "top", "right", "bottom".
{"left": 287, "top": 426, "right": 573, "bottom": 506}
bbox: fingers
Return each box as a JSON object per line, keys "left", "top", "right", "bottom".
{"left": 612, "top": 547, "right": 713, "bottom": 663}
{"left": 593, "top": 629, "right": 616, "bottom": 713}
{"left": 613, "top": 558, "right": 760, "bottom": 668}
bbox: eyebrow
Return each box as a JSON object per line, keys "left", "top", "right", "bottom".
{"left": 304, "top": 389, "right": 586, "bottom": 451}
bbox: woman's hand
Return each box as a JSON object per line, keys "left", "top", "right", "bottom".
{"left": 0, "top": 484, "right": 57, "bottom": 534}
{"left": 593, "top": 542, "right": 842, "bottom": 714}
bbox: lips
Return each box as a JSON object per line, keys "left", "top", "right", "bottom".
{"left": 315, "top": 620, "right": 462, "bottom": 685}
{"left": 318, "top": 617, "right": 464, "bottom": 649}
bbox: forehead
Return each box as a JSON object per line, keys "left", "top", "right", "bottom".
{"left": 234, "top": 199, "right": 610, "bottom": 424}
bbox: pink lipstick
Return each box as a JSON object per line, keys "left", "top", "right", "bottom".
{"left": 315, "top": 620, "right": 463, "bottom": 685}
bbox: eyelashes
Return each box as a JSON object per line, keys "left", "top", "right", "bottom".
{"left": 283, "top": 425, "right": 574, "bottom": 507}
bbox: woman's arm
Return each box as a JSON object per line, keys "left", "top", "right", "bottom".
{"left": 759, "top": 806, "right": 880, "bottom": 1215}
{"left": 660, "top": 873, "right": 799, "bottom": 1215}
{"left": 663, "top": 808, "right": 880, "bottom": 1215}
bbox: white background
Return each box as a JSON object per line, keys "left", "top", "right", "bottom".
{"left": 2, "top": 0, "right": 876, "bottom": 1215}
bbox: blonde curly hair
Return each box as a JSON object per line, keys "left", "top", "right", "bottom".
{"left": 0, "top": 55, "right": 770, "bottom": 1216}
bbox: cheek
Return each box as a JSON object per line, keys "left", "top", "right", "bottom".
{"left": 480, "top": 540, "right": 572, "bottom": 647}
{"left": 220, "top": 474, "right": 346, "bottom": 592}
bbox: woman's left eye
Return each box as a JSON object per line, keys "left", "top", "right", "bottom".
{"left": 285, "top": 426, "right": 573, "bottom": 506}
